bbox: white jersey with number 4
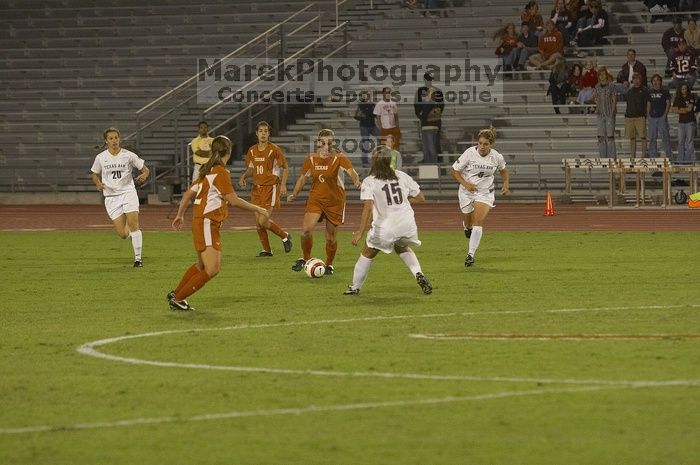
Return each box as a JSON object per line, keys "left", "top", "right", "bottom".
{"left": 361, "top": 170, "right": 421, "bottom": 253}
{"left": 91, "top": 149, "right": 145, "bottom": 197}
{"left": 452, "top": 146, "right": 506, "bottom": 195}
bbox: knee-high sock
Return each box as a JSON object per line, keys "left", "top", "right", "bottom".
{"left": 175, "top": 269, "right": 211, "bottom": 301}
{"left": 267, "top": 221, "right": 287, "bottom": 239}
{"left": 257, "top": 227, "right": 271, "bottom": 252}
{"left": 301, "top": 233, "right": 313, "bottom": 260}
{"left": 175, "top": 264, "right": 200, "bottom": 294}
{"left": 398, "top": 248, "right": 422, "bottom": 275}
{"left": 468, "top": 226, "right": 483, "bottom": 256}
{"left": 351, "top": 255, "right": 373, "bottom": 290}
{"left": 325, "top": 240, "right": 338, "bottom": 266}
{"left": 130, "top": 230, "right": 142, "bottom": 260}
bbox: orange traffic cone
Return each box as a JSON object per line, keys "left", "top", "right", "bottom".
{"left": 544, "top": 191, "right": 555, "bottom": 216}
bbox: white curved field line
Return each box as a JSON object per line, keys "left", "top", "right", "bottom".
{"left": 410, "top": 333, "right": 700, "bottom": 341}
{"left": 3, "top": 304, "right": 699, "bottom": 435}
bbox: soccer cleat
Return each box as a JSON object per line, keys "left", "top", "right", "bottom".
{"left": 343, "top": 285, "right": 360, "bottom": 295}
{"left": 282, "top": 233, "right": 293, "bottom": 253}
{"left": 465, "top": 254, "right": 475, "bottom": 267}
{"left": 257, "top": 250, "right": 273, "bottom": 257}
{"left": 166, "top": 290, "right": 175, "bottom": 301}
{"left": 464, "top": 227, "right": 472, "bottom": 239}
{"left": 133, "top": 260, "right": 143, "bottom": 268}
{"left": 168, "top": 298, "right": 194, "bottom": 311}
{"left": 292, "top": 258, "right": 306, "bottom": 272}
{"left": 415, "top": 272, "right": 433, "bottom": 294}
{"left": 325, "top": 265, "right": 335, "bottom": 276}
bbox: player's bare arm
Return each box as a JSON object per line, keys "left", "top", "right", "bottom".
{"left": 408, "top": 192, "right": 425, "bottom": 204}
{"left": 224, "top": 192, "right": 270, "bottom": 220}
{"left": 135, "top": 164, "right": 150, "bottom": 184}
{"left": 288, "top": 174, "right": 307, "bottom": 202}
{"left": 90, "top": 172, "right": 103, "bottom": 191}
{"left": 349, "top": 168, "right": 361, "bottom": 189}
{"left": 239, "top": 167, "right": 253, "bottom": 188}
{"left": 451, "top": 169, "right": 477, "bottom": 192}
{"left": 279, "top": 162, "right": 289, "bottom": 195}
{"left": 172, "top": 187, "right": 196, "bottom": 230}
{"left": 352, "top": 199, "right": 374, "bottom": 246}
{"left": 500, "top": 168, "right": 511, "bottom": 195}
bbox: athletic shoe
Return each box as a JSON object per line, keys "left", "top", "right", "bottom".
{"left": 325, "top": 265, "right": 335, "bottom": 276}
{"left": 464, "top": 228, "right": 472, "bottom": 239}
{"left": 343, "top": 285, "right": 360, "bottom": 295}
{"left": 282, "top": 233, "right": 293, "bottom": 253}
{"left": 257, "top": 250, "right": 273, "bottom": 257}
{"left": 166, "top": 290, "right": 175, "bottom": 301}
{"left": 415, "top": 272, "right": 433, "bottom": 294}
{"left": 292, "top": 258, "right": 306, "bottom": 271}
{"left": 169, "top": 298, "right": 194, "bottom": 311}
{"left": 133, "top": 260, "right": 143, "bottom": 268}
{"left": 465, "top": 254, "right": 475, "bottom": 267}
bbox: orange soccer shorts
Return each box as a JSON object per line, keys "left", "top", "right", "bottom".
{"left": 251, "top": 184, "right": 282, "bottom": 210}
{"left": 192, "top": 217, "right": 222, "bottom": 252}
{"left": 305, "top": 196, "right": 345, "bottom": 226}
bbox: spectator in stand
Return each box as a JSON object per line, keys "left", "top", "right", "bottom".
{"left": 547, "top": 57, "right": 569, "bottom": 114}
{"left": 528, "top": 19, "right": 565, "bottom": 70}
{"left": 374, "top": 87, "right": 402, "bottom": 150}
{"left": 573, "top": 1, "right": 609, "bottom": 51}
{"left": 551, "top": 0, "right": 575, "bottom": 45}
{"left": 494, "top": 23, "right": 520, "bottom": 76}
{"left": 647, "top": 74, "right": 674, "bottom": 159}
{"left": 672, "top": 82, "right": 696, "bottom": 163}
{"left": 514, "top": 23, "right": 539, "bottom": 71}
{"left": 565, "top": 0, "right": 580, "bottom": 21}
{"left": 190, "top": 121, "right": 214, "bottom": 182}
{"left": 564, "top": 63, "right": 583, "bottom": 107}
{"left": 624, "top": 73, "right": 649, "bottom": 158}
{"left": 571, "top": 0, "right": 594, "bottom": 45}
{"left": 593, "top": 66, "right": 617, "bottom": 158}
{"left": 578, "top": 59, "right": 599, "bottom": 111}
{"left": 662, "top": 17, "right": 685, "bottom": 77}
{"left": 684, "top": 18, "right": 700, "bottom": 51}
{"left": 521, "top": 1, "right": 545, "bottom": 36}
{"left": 414, "top": 72, "right": 444, "bottom": 164}
{"left": 355, "top": 89, "right": 379, "bottom": 166}
{"left": 616, "top": 49, "right": 648, "bottom": 96}
{"left": 671, "top": 39, "right": 698, "bottom": 90}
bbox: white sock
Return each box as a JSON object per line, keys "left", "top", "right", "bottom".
{"left": 398, "top": 248, "right": 422, "bottom": 275}
{"left": 468, "top": 226, "right": 483, "bottom": 256}
{"left": 462, "top": 220, "right": 471, "bottom": 231}
{"left": 130, "top": 230, "right": 143, "bottom": 260}
{"left": 351, "top": 255, "right": 373, "bottom": 290}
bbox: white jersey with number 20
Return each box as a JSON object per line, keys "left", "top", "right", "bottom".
{"left": 91, "top": 148, "right": 145, "bottom": 197}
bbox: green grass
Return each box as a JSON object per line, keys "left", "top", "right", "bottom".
{"left": 1, "top": 231, "right": 698, "bottom": 465}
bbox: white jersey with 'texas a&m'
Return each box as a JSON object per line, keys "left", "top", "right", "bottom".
{"left": 451, "top": 146, "right": 506, "bottom": 195}
{"left": 91, "top": 148, "right": 145, "bottom": 197}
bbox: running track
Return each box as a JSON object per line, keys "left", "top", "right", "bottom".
{"left": 1, "top": 203, "right": 698, "bottom": 232}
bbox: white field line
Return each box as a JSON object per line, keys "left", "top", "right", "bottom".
{"left": 76, "top": 303, "right": 700, "bottom": 387}
{"left": 0, "top": 384, "right": 672, "bottom": 435}
{"left": 409, "top": 333, "right": 700, "bottom": 341}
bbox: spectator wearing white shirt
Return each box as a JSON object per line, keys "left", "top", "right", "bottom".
{"left": 373, "top": 87, "right": 402, "bottom": 150}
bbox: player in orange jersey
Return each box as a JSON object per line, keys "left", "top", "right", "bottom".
{"left": 238, "top": 121, "right": 292, "bottom": 257}
{"left": 168, "top": 135, "right": 270, "bottom": 311}
{"left": 287, "top": 128, "right": 361, "bottom": 275}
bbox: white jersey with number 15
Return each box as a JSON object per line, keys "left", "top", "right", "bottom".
{"left": 360, "top": 170, "right": 420, "bottom": 227}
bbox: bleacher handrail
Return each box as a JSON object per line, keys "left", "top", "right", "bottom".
{"left": 134, "top": 3, "right": 314, "bottom": 117}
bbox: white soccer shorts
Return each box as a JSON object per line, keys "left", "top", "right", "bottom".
{"left": 104, "top": 190, "right": 140, "bottom": 220}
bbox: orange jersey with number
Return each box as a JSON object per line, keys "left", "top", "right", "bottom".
{"left": 190, "top": 165, "right": 234, "bottom": 222}
{"left": 301, "top": 150, "right": 354, "bottom": 206}
{"left": 244, "top": 142, "right": 287, "bottom": 186}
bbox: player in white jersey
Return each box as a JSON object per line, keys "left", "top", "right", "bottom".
{"left": 451, "top": 126, "right": 510, "bottom": 268}
{"left": 344, "top": 147, "right": 432, "bottom": 295}
{"left": 90, "top": 127, "right": 150, "bottom": 267}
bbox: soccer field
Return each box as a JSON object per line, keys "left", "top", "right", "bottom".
{"left": 1, "top": 230, "right": 699, "bottom": 465}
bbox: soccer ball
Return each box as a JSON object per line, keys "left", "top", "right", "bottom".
{"left": 304, "top": 258, "right": 326, "bottom": 278}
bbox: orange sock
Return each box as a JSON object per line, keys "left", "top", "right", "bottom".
{"left": 301, "top": 233, "right": 313, "bottom": 260}
{"left": 175, "top": 270, "right": 211, "bottom": 301}
{"left": 268, "top": 221, "right": 286, "bottom": 239}
{"left": 325, "top": 240, "right": 338, "bottom": 266}
{"left": 257, "top": 227, "right": 271, "bottom": 252}
{"left": 175, "top": 264, "right": 200, "bottom": 294}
